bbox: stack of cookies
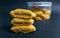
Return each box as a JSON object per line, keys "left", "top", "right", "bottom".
{"left": 9, "top": 9, "right": 36, "bottom": 33}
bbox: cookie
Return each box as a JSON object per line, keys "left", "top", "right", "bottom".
{"left": 11, "top": 25, "right": 36, "bottom": 33}
{"left": 43, "top": 10, "right": 51, "bottom": 15}
{"left": 11, "top": 18, "right": 34, "bottom": 26}
{"left": 35, "top": 16, "right": 42, "bottom": 20}
{"left": 41, "top": 14, "right": 50, "bottom": 20}
{"left": 9, "top": 9, "right": 36, "bottom": 19}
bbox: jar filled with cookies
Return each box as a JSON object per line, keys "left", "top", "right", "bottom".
{"left": 27, "top": 2, "right": 52, "bottom": 20}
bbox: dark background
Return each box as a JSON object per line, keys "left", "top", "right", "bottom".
{"left": 0, "top": 0, "right": 60, "bottom": 38}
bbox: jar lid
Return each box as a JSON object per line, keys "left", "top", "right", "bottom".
{"left": 27, "top": 2, "right": 52, "bottom": 6}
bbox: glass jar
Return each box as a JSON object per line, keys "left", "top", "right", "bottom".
{"left": 27, "top": 2, "right": 52, "bottom": 20}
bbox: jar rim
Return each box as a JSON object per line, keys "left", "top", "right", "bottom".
{"left": 27, "top": 2, "right": 52, "bottom": 6}
{"left": 27, "top": 2, "right": 52, "bottom": 3}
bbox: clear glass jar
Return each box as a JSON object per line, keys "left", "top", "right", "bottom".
{"left": 27, "top": 2, "right": 52, "bottom": 20}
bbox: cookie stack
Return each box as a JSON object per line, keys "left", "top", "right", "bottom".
{"left": 9, "top": 9, "right": 36, "bottom": 33}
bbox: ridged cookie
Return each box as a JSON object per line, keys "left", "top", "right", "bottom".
{"left": 9, "top": 9, "right": 36, "bottom": 19}
{"left": 11, "top": 25, "right": 36, "bottom": 33}
{"left": 11, "top": 18, "right": 34, "bottom": 26}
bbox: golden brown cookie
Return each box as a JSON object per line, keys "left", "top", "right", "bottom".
{"left": 33, "top": 10, "right": 43, "bottom": 20}
{"left": 9, "top": 9, "right": 36, "bottom": 19}
{"left": 11, "top": 25, "right": 36, "bottom": 33}
{"left": 41, "top": 14, "right": 50, "bottom": 20}
{"left": 35, "top": 16, "right": 42, "bottom": 20}
{"left": 33, "top": 11, "right": 43, "bottom": 16}
{"left": 43, "top": 10, "right": 51, "bottom": 15}
{"left": 11, "top": 18, "right": 34, "bottom": 26}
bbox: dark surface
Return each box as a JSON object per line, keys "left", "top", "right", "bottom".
{"left": 0, "top": 0, "right": 60, "bottom": 38}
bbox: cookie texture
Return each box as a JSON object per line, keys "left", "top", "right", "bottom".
{"left": 11, "top": 25, "right": 36, "bottom": 33}
{"left": 11, "top": 18, "right": 34, "bottom": 26}
{"left": 9, "top": 9, "right": 36, "bottom": 19}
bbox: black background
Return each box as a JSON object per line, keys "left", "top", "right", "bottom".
{"left": 0, "top": 0, "right": 60, "bottom": 38}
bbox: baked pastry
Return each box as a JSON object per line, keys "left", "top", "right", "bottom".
{"left": 35, "top": 16, "right": 42, "bottom": 20}
{"left": 41, "top": 14, "right": 50, "bottom": 20}
{"left": 11, "top": 25, "right": 36, "bottom": 33}
{"left": 9, "top": 9, "right": 36, "bottom": 19}
{"left": 43, "top": 10, "right": 51, "bottom": 15}
{"left": 11, "top": 18, "right": 34, "bottom": 26}
{"left": 32, "top": 6, "right": 51, "bottom": 20}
